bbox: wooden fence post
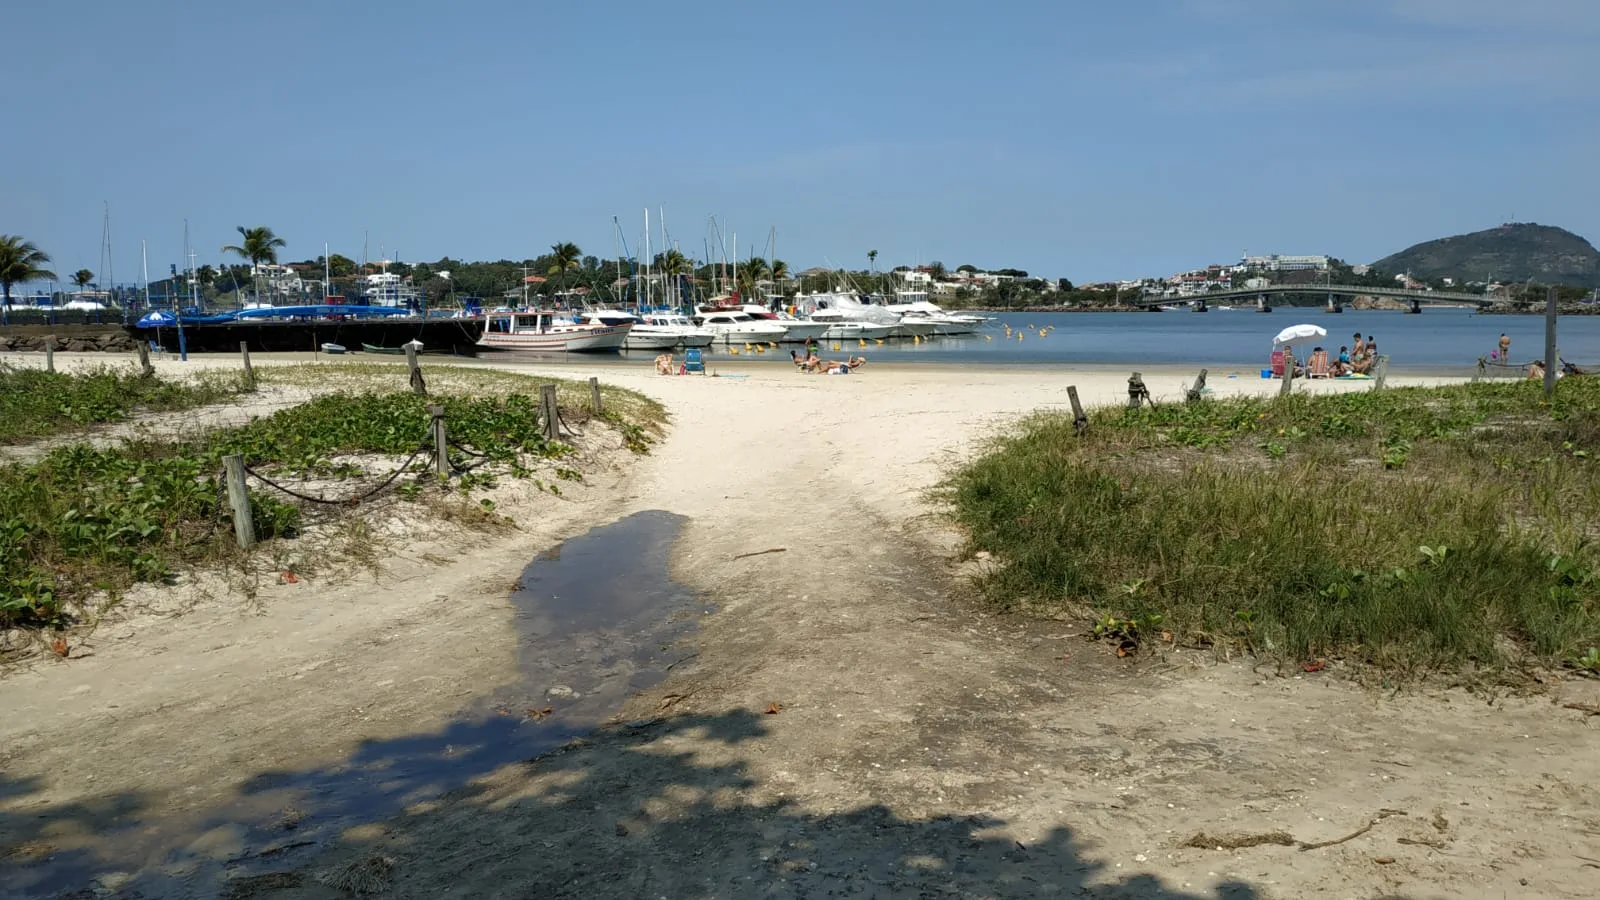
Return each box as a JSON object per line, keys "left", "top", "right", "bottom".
{"left": 1067, "top": 385, "right": 1087, "bottom": 435}
{"left": 540, "top": 383, "right": 560, "bottom": 441}
{"left": 1474, "top": 357, "right": 1486, "bottom": 383}
{"left": 1279, "top": 354, "right": 1295, "bottom": 396}
{"left": 589, "top": 376, "right": 603, "bottom": 414}
{"left": 1544, "top": 286, "right": 1558, "bottom": 399}
{"left": 223, "top": 454, "right": 256, "bottom": 550}
{"left": 1186, "top": 368, "right": 1209, "bottom": 404}
{"left": 136, "top": 341, "right": 154, "bottom": 377}
{"left": 45, "top": 339, "right": 55, "bottom": 374}
{"left": 429, "top": 405, "right": 449, "bottom": 477}
{"left": 405, "top": 344, "right": 427, "bottom": 396}
{"left": 239, "top": 341, "right": 257, "bottom": 391}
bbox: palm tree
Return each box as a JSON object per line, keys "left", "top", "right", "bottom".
{"left": 868, "top": 249, "right": 878, "bottom": 273}
{"left": 221, "top": 225, "right": 286, "bottom": 302}
{"left": 737, "top": 256, "right": 772, "bottom": 302}
{"left": 547, "top": 242, "right": 582, "bottom": 277}
{"left": 72, "top": 269, "right": 95, "bottom": 292}
{"left": 656, "top": 249, "right": 692, "bottom": 306}
{"left": 0, "top": 235, "right": 57, "bottom": 324}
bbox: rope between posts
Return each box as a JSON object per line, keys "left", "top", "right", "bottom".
{"left": 244, "top": 443, "right": 430, "bottom": 506}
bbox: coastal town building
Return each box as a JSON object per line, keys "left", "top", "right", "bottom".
{"left": 1238, "top": 253, "right": 1330, "bottom": 272}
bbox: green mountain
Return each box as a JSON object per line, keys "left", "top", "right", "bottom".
{"left": 1372, "top": 223, "right": 1600, "bottom": 287}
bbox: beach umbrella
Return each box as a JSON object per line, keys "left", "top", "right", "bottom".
{"left": 1272, "top": 323, "right": 1327, "bottom": 347}
{"left": 136, "top": 310, "right": 177, "bottom": 327}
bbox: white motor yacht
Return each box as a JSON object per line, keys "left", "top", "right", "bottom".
{"left": 728, "top": 304, "right": 831, "bottom": 342}
{"left": 692, "top": 309, "right": 790, "bottom": 345}
{"left": 570, "top": 309, "right": 682, "bottom": 350}
{"left": 883, "top": 292, "right": 985, "bottom": 335}
{"left": 806, "top": 308, "right": 898, "bottom": 341}
{"left": 634, "top": 312, "right": 715, "bottom": 348}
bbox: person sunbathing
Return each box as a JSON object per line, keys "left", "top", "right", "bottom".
{"left": 823, "top": 356, "right": 867, "bottom": 374}
{"left": 654, "top": 353, "right": 675, "bottom": 375}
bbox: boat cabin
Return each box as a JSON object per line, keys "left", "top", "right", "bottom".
{"left": 486, "top": 311, "right": 562, "bottom": 334}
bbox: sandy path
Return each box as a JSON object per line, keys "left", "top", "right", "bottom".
{"left": 3, "top": 356, "right": 1598, "bottom": 899}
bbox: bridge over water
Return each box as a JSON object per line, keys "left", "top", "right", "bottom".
{"left": 1140, "top": 283, "right": 1494, "bottom": 314}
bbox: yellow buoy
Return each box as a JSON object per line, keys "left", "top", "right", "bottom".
{"left": 1017, "top": 333, "right": 1023, "bottom": 341}
{"left": 832, "top": 343, "right": 841, "bottom": 351}
{"left": 913, "top": 335, "right": 921, "bottom": 344}
{"left": 984, "top": 335, "right": 992, "bottom": 341}
{"left": 768, "top": 341, "right": 778, "bottom": 349}
{"left": 744, "top": 343, "right": 753, "bottom": 351}
{"left": 875, "top": 339, "right": 885, "bottom": 345}
{"left": 858, "top": 339, "right": 866, "bottom": 348}
{"left": 730, "top": 347, "right": 740, "bottom": 355}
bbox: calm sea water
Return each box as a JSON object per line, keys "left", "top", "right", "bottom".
{"left": 484, "top": 307, "right": 1600, "bottom": 372}
{"left": 647, "top": 308, "right": 1600, "bottom": 372}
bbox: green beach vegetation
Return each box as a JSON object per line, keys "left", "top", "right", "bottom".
{"left": 0, "top": 363, "right": 245, "bottom": 445}
{"left": 0, "top": 365, "right": 664, "bottom": 630}
{"left": 942, "top": 380, "right": 1600, "bottom": 682}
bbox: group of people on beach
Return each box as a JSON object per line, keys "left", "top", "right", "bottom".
{"left": 1294, "top": 333, "right": 1380, "bottom": 377}
{"left": 789, "top": 348, "right": 866, "bottom": 375}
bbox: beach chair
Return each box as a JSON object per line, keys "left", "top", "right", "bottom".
{"left": 1269, "top": 349, "right": 1286, "bottom": 378}
{"left": 683, "top": 348, "right": 705, "bottom": 375}
{"left": 1308, "top": 349, "right": 1330, "bottom": 378}
{"left": 147, "top": 339, "right": 166, "bottom": 358}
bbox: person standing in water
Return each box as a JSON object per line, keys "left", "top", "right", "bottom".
{"left": 1499, "top": 333, "right": 1511, "bottom": 364}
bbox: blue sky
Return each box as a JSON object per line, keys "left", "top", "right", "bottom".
{"left": 6, "top": 0, "right": 1597, "bottom": 285}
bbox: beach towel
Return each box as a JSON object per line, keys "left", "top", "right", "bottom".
{"left": 1270, "top": 349, "right": 1286, "bottom": 378}
{"left": 1308, "top": 350, "right": 1330, "bottom": 378}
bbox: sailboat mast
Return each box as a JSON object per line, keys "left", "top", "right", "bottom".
{"left": 141, "top": 240, "right": 149, "bottom": 309}
{"left": 643, "top": 207, "right": 652, "bottom": 309}
{"left": 324, "top": 242, "right": 331, "bottom": 303}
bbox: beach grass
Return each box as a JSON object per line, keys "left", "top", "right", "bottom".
{"left": 0, "top": 362, "right": 245, "bottom": 445}
{"left": 942, "top": 379, "right": 1600, "bottom": 682}
{"left": 1, "top": 365, "right": 665, "bottom": 630}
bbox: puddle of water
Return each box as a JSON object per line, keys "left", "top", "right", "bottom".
{"left": 4, "top": 510, "right": 696, "bottom": 899}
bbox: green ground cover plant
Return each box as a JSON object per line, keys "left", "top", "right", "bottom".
{"left": 0, "top": 363, "right": 243, "bottom": 444}
{"left": 1, "top": 366, "right": 665, "bottom": 629}
{"left": 943, "top": 380, "right": 1600, "bottom": 682}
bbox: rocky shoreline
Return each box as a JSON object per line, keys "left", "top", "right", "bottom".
{"left": 0, "top": 330, "right": 140, "bottom": 354}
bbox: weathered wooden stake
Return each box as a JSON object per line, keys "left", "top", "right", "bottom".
{"left": 1544, "top": 286, "right": 1558, "bottom": 398}
{"left": 1126, "top": 372, "right": 1150, "bottom": 409}
{"left": 405, "top": 344, "right": 427, "bottom": 396}
{"left": 1186, "top": 368, "right": 1209, "bottom": 404}
{"left": 540, "top": 383, "right": 560, "bottom": 441}
{"left": 136, "top": 341, "right": 154, "bottom": 377}
{"left": 223, "top": 454, "right": 257, "bottom": 550}
{"left": 429, "top": 405, "right": 449, "bottom": 477}
{"left": 239, "top": 341, "right": 257, "bottom": 391}
{"left": 1067, "top": 385, "right": 1087, "bottom": 435}
{"left": 589, "top": 376, "right": 603, "bottom": 414}
{"left": 45, "top": 340, "right": 55, "bottom": 374}
{"left": 1474, "top": 357, "right": 1486, "bottom": 383}
{"left": 1372, "top": 355, "right": 1390, "bottom": 391}
{"left": 1279, "top": 355, "right": 1294, "bottom": 396}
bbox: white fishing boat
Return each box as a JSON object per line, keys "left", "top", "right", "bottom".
{"left": 479, "top": 309, "right": 630, "bottom": 352}
{"left": 692, "top": 308, "right": 789, "bottom": 344}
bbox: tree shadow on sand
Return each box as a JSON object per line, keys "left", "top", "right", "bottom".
{"left": 4, "top": 706, "right": 1292, "bottom": 899}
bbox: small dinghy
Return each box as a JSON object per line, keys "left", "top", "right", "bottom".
{"left": 321, "top": 342, "right": 347, "bottom": 355}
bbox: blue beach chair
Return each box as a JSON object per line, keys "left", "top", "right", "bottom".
{"left": 683, "top": 348, "right": 705, "bottom": 374}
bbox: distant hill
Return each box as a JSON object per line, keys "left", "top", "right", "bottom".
{"left": 1372, "top": 223, "right": 1600, "bottom": 287}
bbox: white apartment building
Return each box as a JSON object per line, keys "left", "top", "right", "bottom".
{"left": 1240, "top": 253, "right": 1329, "bottom": 272}
{"left": 250, "top": 264, "right": 304, "bottom": 299}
